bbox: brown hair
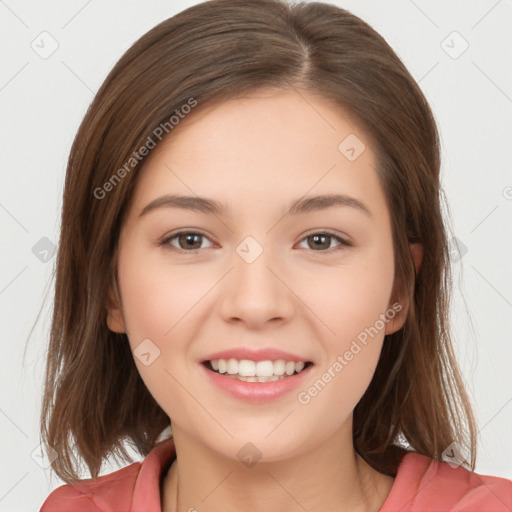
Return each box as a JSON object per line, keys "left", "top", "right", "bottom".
{"left": 36, "top": 0, "right": 478, "bottom": 483}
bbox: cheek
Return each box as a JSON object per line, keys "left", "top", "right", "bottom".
{"left": 118, "top": 244, "right": 207, "bottom": 340}
{"left": 295, "top": 263, "right": 395, "bottom": 426}
{"left": 301, "top": 248, "right": 395, "bottom": 414}
{"left": 117, "top": 252, "right": 202, "bottom": 415}
{"left": 301, "top": 249, "right": 395, "bottom": 347}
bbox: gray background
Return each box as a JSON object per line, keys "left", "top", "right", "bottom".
{"left": 1, "top": 0, "right": 511, "bottom": 510}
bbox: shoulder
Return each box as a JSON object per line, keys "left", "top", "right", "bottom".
{"left": 39, "top": 438, "right": 176, "bottom": 512}
{"left": 381, "top": 450, "right": 512, "bottom": 512}
{"left": 39, "top": 461, "right": 141, "bottom": 511}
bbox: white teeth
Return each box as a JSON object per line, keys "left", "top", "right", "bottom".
{"left": 285, "top": 361, "right": 296, "bottom": 375}
{"left": 208, "top": 358, "right": 308, "bottom": 379}
{"left": 239, "top": 359, "right": 256, "bottom": 377}
{"left": 256, "top": 360, "right": 274, "bottom": 377}
{"left": 225, "top": 374, "right": 286, "bottom": 383}
{"left": 273, "top": 359, "right": 285, "bottom": 375}
{"left": 295, "top": 361, "right": 305, "bottom": 373}
{"left": 226, "top": 358, "right": 238, "bottom": 375}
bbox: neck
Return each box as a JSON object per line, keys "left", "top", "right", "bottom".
{"left": 161, "top": 423, "right": 394, "bottom": 512}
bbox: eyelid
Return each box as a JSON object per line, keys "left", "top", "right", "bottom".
{"left": 296, "top": 229, "right": 352, "bottom": 252}
{"left": 159, "top": 229, "right": 216, "bottom": 250}
{"left": 300, "top": 228, "right": 352, "bottom": 244}
{"left": 159, "top": 228, "right": 352, "bottom": 253}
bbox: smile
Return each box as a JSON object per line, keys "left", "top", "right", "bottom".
{"left": 200, "top": 359, "right": 314, "bottom": 402}
{"left": 204, "top": 358, "right": 311, "bottom": 382}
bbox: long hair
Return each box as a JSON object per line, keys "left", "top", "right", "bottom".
{"left": 37, "top": 0, "right": 478, "bottom": 483}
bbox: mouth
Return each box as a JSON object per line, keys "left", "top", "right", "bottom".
{"left": 201, "top": 359, "right": 314, "bottom": 383}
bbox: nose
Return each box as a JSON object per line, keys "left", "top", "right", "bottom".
{"left": 219, "top": 246, "right": 296, "bottom": 330}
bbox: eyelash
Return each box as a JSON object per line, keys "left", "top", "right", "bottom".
{"left": 158, "top": 230, "right": 352, "bottom": 254}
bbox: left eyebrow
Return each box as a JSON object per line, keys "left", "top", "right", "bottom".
{"left": 138, "top": 193, "right": 373, "bottom": 219}
{"left": 288, "top": 194, "right": 372, "bottom": 218}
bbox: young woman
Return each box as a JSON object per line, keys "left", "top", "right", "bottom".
{"left": 39, "top": 0, "right": 512, "bottom": 510}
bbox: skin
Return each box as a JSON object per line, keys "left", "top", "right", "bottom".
{"left": 107, "top": 88, "right": 423, "bottom": 512}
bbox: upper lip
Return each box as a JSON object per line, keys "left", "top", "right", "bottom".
{"left": 200, "top": 348, "right": 312, "bottom": 363}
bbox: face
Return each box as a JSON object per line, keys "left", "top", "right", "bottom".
{"left": 107, "top": 88, "right": 414, "bottom": 463}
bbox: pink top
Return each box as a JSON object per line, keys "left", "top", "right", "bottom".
{"left": 40, "top": 437, "right": 512, "bottom": 511}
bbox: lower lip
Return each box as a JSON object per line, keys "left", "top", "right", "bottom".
{"left": 200, "top": 363, "right": 314, "bottom": 403}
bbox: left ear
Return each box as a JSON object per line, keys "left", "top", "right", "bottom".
{"left": 385, "top": 243, "right": 423, "bottom": 335}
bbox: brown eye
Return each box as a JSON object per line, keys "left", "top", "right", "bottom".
{"left": 160, "top": 231, "right": 214, "bottom": 251}
{"left": 298, "top": 232, "right": 351, "bottom": 252}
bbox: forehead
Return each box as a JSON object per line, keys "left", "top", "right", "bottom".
{"left": 127, "top": 89, "right": 388, "bottom": 224}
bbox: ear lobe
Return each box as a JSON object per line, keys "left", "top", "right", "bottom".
{"left": 410, "top": 242, "right": 423, "bottom": 276}
{"left": 106, "top": 287, "right": 126, "bottom": 333}
{"left": 385, "top": 242, "right": 423, "bottom": 336}
{"left": 384, "top": 295, "right": 408, "bottom": 336}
